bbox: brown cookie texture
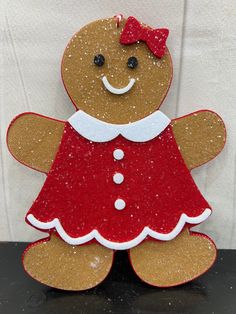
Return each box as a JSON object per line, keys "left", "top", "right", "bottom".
{"left": 23, "top": 234, "right": 114, "bottom": 291}
{"left": 129, "top": 229, "right": 216, "bottom": 287}
{"left": 7, "top": 113, "right": 65, "bottom": 173}
{"left": 61, "top": 18, "right": 172, "bottom": 124}
{"left": 172, "top": 110, "right": 226, "bottom": 170}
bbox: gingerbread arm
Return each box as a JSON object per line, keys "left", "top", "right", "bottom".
{"left": 171, "top": 110, "right": 226, "bottom": 170}
{"left": 7, "top": 113, "right": 65, "bottom": 173}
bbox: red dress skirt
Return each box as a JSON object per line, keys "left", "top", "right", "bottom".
{"left": 26, "top": 122, "right": 211, "bottom": 250}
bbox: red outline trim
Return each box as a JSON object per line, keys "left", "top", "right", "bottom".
{"left": 128, "top": 229, "right": 217, "bottom": 288}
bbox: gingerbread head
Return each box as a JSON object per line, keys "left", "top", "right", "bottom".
{"left": 61, "top": 16, "right": 172, "bottom": 123}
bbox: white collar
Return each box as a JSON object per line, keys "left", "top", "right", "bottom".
{"left": 68, "top": 110, "right": 170, "bottom": 143}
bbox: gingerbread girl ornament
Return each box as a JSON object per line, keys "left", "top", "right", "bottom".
{"left": 7, "top": 16, "right": 226, "bottom": 290}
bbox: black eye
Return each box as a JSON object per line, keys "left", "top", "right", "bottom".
{"left": 94, "top": 54, "right": 105, "bottom": 66}
{"left": 127, "top": 56, "right": 138, "bottom": 69}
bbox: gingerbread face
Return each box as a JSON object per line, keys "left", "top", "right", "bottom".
{"left": 61, "top": 18, "right": 172, "bottom": 124}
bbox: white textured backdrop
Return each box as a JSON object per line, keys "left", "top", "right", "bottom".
{"left": 0, "top": 0, "right": 236, "bottom": 248}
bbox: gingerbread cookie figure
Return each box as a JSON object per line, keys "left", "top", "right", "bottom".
{"left": 7, "top": 16, "right": 226, "bottom": 290}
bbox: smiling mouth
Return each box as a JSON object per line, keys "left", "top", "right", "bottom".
{"left": 102, "top": 76, "right": 136, "bottom": 95}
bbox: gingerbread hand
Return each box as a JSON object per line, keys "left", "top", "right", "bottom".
{"left": 7, "top": 113, "right": 65, "bottom": 173}
{"left": 172, "top": 110, "right": 226, "bottom": 170}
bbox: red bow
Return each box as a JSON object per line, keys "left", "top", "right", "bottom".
{"left": 120, "top": 16, "right": 169, "bottom": 58}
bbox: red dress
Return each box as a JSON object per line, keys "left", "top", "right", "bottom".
{"left": 26, "top": 120, "right": 211, "bottom": 250}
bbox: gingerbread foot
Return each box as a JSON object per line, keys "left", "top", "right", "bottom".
{"left": 23, "top": 234, "right": 114, "bottom": 291}
{"left": 129, "top": 229, "right": 216, "bottom": 287}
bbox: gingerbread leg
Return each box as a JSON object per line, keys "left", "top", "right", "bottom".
{"left": 23, "top": 234, "right": 114, "bottom": 291}
{"left": 129, "top": 229, "right": 216, "bottom": 287}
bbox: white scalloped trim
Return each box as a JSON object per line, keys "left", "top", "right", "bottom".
{"left": 27, "top": 208, "right": 211, "bottom": 250}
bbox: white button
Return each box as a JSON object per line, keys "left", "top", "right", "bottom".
{"left": 113, "top": 173, "right": 124, "bottom": 184}
{"left": 113, "top": 149, "right": 124, "bottom": 160}
{"left": 114, "top": 199, "right": 126, "bottom": 210}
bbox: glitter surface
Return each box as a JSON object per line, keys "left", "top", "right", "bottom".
{"left": 171, "top": 110, "right": 226, "bottom": 170}
{"left": 7, "top": 113, "right": 64, "bottom": 173}
{"left": 120, "top": 16, "right": 169, "bottom": 59}
{"left": 23, "top": 234, "right": 113, "bottom": 291}
{"left": 129, "top": 229, "right": 216, "bottom": 287}
{"left": 27, "top": 123, "right": 211, "bottom": 245}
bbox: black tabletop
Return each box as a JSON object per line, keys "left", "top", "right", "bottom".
{"left": 0, "top": 242, "right": 235, "bottom": 314}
